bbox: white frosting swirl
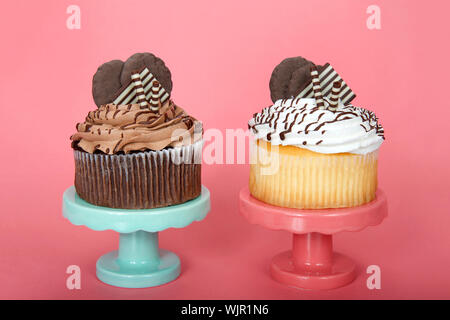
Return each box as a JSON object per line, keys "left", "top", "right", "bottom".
{"left": 248, "top": 98, "right": 384, "bottom": 155}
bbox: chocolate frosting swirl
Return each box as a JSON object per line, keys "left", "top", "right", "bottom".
{"left": 71, "top": 100, "right": 202, "bottom": 154}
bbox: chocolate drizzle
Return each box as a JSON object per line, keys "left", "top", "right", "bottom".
{"left": 279, "top": 113, "right": 299, "bottom": 140}
{"left": 248, "top": 97, "right": 385, "bottom": 152}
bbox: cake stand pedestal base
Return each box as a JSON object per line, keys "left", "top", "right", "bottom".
{"left": 63, "top": 186, "right": 210, "bottom": 288}
{"left": 271, "top": 233, "right": 356, "bottom": 290}
{"left": 96, "top": 231, "right": 180, "bottom": 288}
{"left": 239, "top": 187, "right": 387, "bottom": 290}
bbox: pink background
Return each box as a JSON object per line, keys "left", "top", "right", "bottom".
{"left": 1, "top": 0, "right": 449, "bottom": 299}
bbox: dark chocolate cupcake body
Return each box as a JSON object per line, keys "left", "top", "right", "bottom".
{"left": 73, "top": 142, "right": 202, "bottom": 209}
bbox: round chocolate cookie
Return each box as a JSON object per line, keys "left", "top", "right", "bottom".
{"left": 92, "top": 60, "right": 124, "bottom": 107}
{"left": 92, "top": 52, "right": 172, "bottom": 107}
{"left": 269, "top": 56, "right": 321, "bottom": 102}
{"left": 120, "top": 52, "right": 172, "bottom": 95}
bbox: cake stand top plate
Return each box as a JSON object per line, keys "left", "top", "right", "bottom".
{"left": 63, "top": 186, "right": 211, "bottom": 233}
{"left": 239, "top": 187, "right": 387, "bottom": 235}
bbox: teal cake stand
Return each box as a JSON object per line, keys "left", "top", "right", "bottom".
{"left": 62, "top": 186, "right": 211, "bottom": 288}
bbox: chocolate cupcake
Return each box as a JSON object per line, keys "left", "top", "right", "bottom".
{"left": 70, "top": 53, "right": 203, "bottom": 209}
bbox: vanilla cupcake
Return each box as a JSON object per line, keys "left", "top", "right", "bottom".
{"left": 248, "top": 57, "right": 384, "bottom": 209}
{"left": 70, "top": 53, "right": 203, "bottom": 209}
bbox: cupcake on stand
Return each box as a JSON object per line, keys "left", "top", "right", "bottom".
{"left": 63, "top": 52, "right": 210, "bottom": 288}
{"left": 241, "top": 56, "right": 388, "bottom": 290}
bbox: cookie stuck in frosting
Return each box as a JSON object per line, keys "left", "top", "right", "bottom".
{"left": 71, "top": 100, "right": 202, "bottom": 154}
{"left": 269, "top": 56, "right": 318, "bottom": 102}
{"left": 269, "top": 57, "right": 356, "bottom": 105}
{"left": 92, "top": 52, "right": 172, "bottom": 107}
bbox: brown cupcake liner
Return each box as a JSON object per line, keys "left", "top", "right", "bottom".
{"left": 73, "top": 141, "right": 202, "bottom": 209}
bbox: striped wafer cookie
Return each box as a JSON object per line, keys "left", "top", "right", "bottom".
{"left": 113, "top": 67, "right": 170, "bottom": 106}
{"left": 150, "top": 81, "right": 161, "bottom": 112}
{"left": 295, "top": 63, "right": 356, "bottom": 105}
{"left": 328, "top": 80, "right": 342, "bottom": 111}
{"left": 130, "top": 72, "right": 148, "bottom": 108}
{"left": 310, "top": 65, "right": 325, "bottom": 109}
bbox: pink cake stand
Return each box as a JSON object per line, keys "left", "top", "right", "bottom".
{"left": 239, "top": 187, "right": 388, "bottom": 290}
